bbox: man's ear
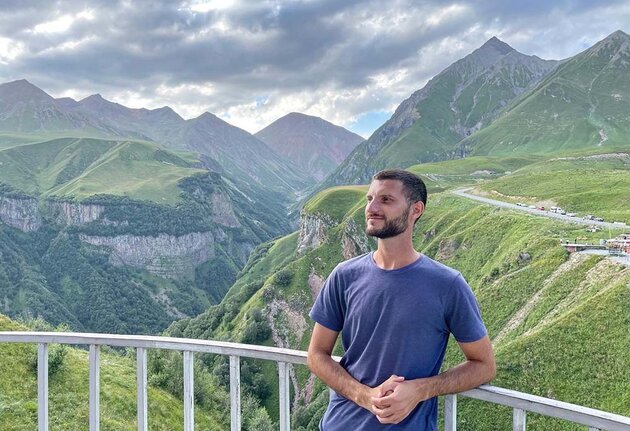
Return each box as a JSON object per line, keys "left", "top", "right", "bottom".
{"left": 412, "top": 201, "right": 425, "bottom": 221}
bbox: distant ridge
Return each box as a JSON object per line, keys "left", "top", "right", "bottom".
{"left": 0, "top": 81, "right": 312, "bottom": 195}
{"left": 255, "top": 112, "right": 364, "bottom": 181}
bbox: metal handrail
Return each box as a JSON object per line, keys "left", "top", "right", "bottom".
{"left": 1, "top": 331, "right": 629, "bottom": 431}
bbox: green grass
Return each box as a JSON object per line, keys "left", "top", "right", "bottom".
{"left": 474, "top": 153, "right": 630, "bottom": 223}
{"left": 302, "top": 186, "right": 367, "bottom": 221}
{"left": 0, "top": 315, "right": 228, "bottom": 430}
{"left": 0, "top": 137, "right": 206, "bottom": 204}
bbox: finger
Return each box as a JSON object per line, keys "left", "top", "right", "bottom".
{"left": 378, "top": 393, "right": 397, "bottom": 404}
{"left": 371, "top": 398, "right": 391, "bottom": 409}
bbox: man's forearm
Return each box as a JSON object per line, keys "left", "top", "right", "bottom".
{"left": 307, "top": 351, "right": 370, "bottom": 408}
{"left": 423, "top": 358, "right": 496, "bottom": 398}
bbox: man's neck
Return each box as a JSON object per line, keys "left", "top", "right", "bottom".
{"left": 374, "top": 235, "right": 420, "bottom": 270}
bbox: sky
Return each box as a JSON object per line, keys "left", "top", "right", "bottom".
{"left": 1, "top": 1, "right": 629, "bottom": 138}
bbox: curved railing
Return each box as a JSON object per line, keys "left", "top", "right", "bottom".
{"left": 0, "top": 331, "right": 628, "bottom": 431}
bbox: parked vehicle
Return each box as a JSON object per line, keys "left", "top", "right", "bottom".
{"left": 595, "top": 217, "right": 604, "bottom": 222}
{"left": 567, "top": 213, "right": 577, "bottom": 217}
{"left": 583, "top": 214, "right": 595, "bottom": 220}
{"left": 537, "top": 206, "right": 545, "bottom": 211}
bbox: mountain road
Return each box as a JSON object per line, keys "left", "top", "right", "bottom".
{"left": 452, "top": 188, "right": 628, "bottom": 230}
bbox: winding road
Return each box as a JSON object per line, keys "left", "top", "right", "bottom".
{"left": 452, "top": 188, "right": 628, "bottom": 230}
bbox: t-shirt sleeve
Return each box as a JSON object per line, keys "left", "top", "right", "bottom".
{"left": 309, "top": 265, "right": 346, "bottom": 332}
{"left": 444, "top": 273, "right": 487, "bottom": 343}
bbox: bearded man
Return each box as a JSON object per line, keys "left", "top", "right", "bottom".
{"left": 307, "top": 169, "right": 496, "bottom": 430}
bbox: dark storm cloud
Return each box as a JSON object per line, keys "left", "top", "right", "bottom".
{"left": 0, "top": 0, "right": 629, "bottom": 132}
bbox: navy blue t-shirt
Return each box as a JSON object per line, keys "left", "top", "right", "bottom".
{"left": 309, "top": 252, "right": 487, "bottom": 430}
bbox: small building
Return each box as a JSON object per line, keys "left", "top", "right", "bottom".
{"left": 606, "top": 234, "right": 630, "bottom": 254}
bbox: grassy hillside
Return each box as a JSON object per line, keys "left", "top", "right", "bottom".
{"left": 406, "top": 155, "right": 542, "bottom": 193}
{"left": 0, "top": 137, "right": 205, "bottom": 205}
{"left": 0, "top": 315, "right": 229, "bottom": 430}
{"left": 473, "top": 152, "right": 630, "bottom": 223}
{"left": 168, "top": 160, "right": 630, "bottom": 429}
{"left": 463, "top": 32, "right": 630, "bottom": 157}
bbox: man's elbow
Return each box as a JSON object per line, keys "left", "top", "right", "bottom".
{"left": 306, "top": 349, "right": 322, "bottom": 374}
{"left": 484, "top": 355, "right": 497, "bottom": 383}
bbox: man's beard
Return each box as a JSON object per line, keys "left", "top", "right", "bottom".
{"left": 365, "top": 205, "right": 410, "bottom": 239}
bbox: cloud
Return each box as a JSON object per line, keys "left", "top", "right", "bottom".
{"left": 0, "top": 0, "right": 628, "bottom": 135}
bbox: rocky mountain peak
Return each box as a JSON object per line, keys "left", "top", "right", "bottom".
{"left": 582, "top": 30, "right": 630, "bottom": 65}
{"left": 0, "top": 79, "right": 54, "bottom": 104}
{"left": 479, "top": 36, "right": 514, "bottom": 55}
{"left": 255, "top": 112, "right": 363, "bottom": 181}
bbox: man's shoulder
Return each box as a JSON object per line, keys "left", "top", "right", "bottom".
{"left": 416, "top": 254, "right": 462, "bottom": 284}
{"left": 334, "top": 252, "right": 371, "bottom": 273}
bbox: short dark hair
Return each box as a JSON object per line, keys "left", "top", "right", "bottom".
{"left": 373, "top": 169, "right": 427, "bottom": 206}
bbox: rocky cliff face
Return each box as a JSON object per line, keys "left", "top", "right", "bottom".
{"left": 341, "top": 218, "right": 370, "bottom": 259}
{"left": 0, "top": 196, "right": 42, "bottom": 232}
{"left": 296, "top": 212, "right": 334, "bottom": 254}
{"left": 48, "top": 201, "right": 105, "bottom": 225}
{"left": 79, "top": 231, "right": 215, "bottom": 279}
{"left": 210, "top": 192, "right": 241, "bottom": 228}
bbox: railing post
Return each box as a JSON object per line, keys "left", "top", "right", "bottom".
{"left": 89, "top": 345, "right": 100, "bottom": 431}
{"left": 38, "top": 343, "right": 48, "bottom": 431}
{"left": 183, "top": 351, "right": 194, "bottom": 431}
{"left": 278, "top": 361, "right": 291, "bottom": 431}
{"left": 444, "top": 394, "right": 457, "bottom": 431}
{"left": 136, "top": 347, "right": 148, "bottom": 431}
{"left": 513, "top": 408, "right": 526, "bottom": 431}
{"left": 230, "top": 355, "right": 241, "bottom": 431}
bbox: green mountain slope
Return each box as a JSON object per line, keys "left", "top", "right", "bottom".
{"left": 473, "top": 152, "right": 630, "bottom": 223}
{"left": 463, "top": 30, "right": 630, "bottom": 156}
{"left": 168, "top": 156, "right": 629, "bottom": 429}
{"left": 319, "top": 37, "right": 558, "bottom": 189}
{"left": 0, "top": 137, "right": 205, "bottom": 204}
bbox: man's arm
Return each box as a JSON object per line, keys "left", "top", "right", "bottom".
{"left": 372, "top": 335, "right": 496, "bottom": 424}
{"left": 307, "top": 323, "right": 403, "bottom": 412}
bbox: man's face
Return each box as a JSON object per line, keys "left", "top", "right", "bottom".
{"left": 365, "top": 179, "right": 413, "bottom": 239}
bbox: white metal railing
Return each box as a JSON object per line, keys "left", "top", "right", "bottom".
{"left": 1, "top": 331, "right": 629, "bottom": 431}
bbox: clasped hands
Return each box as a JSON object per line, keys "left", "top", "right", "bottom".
{"left": 361, "top": 374, "right": 433, "bottom": 425}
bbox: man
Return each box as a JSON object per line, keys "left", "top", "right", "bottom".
{"left": 307, "top": 169, "right": 495, "bottom": 430}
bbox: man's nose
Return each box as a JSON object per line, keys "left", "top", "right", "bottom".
{"left": 366, "top": 200, "right": 379, "bottom": 213}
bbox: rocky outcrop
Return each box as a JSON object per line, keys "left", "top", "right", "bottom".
{"left": 341, "top": 218, "right": 369, "bottom": 259}
{"left": 266, "top": 298, "right": 309, "bottom": 408}
{"left": 210, "top": 191, "right": 241, "bottom": 227}
{"left": 48, "top": 201, "right": 105, "bottom": 225}
{"left": 308, "top": 268, "right": 326, "bottom": 300}
{"left": 296, "top": 212, "right": 334, "bottom": 254}
{"left": 437, "top": 239, "right": 459, "bottom": 260}
{"left": 0, "top": 196, "right": 42, "bottom": 232}
{"left": 79, "top": 231, "right": 215, "bottom": 279}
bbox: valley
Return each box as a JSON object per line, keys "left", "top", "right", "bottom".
{"left": 0, "top": 29, "right": 629, "bottom": 430}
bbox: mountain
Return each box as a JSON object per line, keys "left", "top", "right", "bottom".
{"left": 321, "top": 37, "right": 558, "bottom": 187}
{"left": 0, "top": 81, "right": 313, "bottom": 196}
{"left": 0, "top": 135, "right": 296, "bottom": 333}
{"left": 66, "top": 93, "right": 185, "bottom": 142}
{"left": 255, "top": 112, "right": 364, "bottom": 181}
{"left": 461, "top": 30, "right": 630, "bottom": 156}
{"left": 0, "top": 80, "right": 99, "bottom": 133}
{"left": 160, "top": 112, "right": 313, "bottom": 195}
